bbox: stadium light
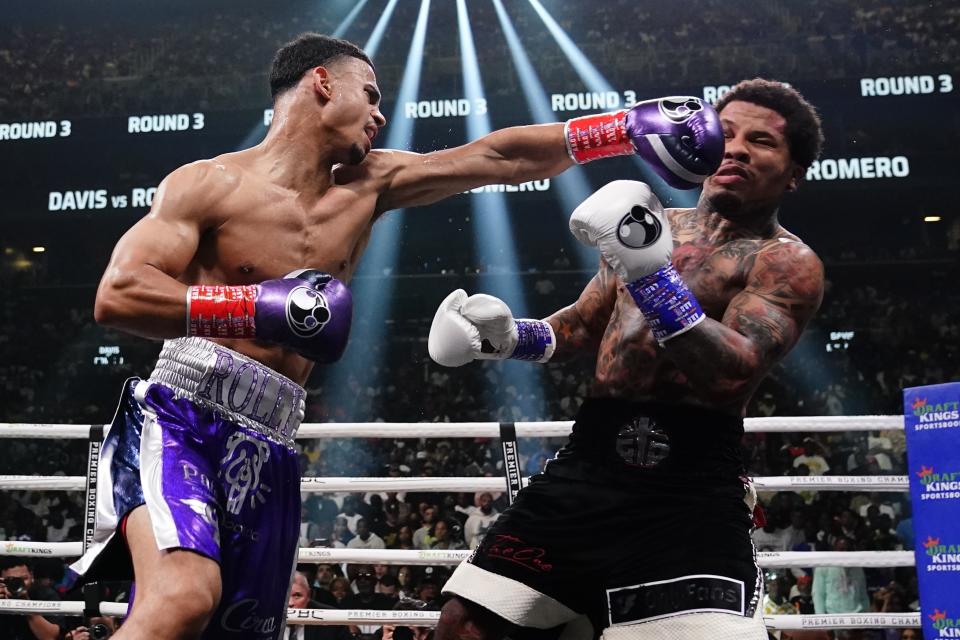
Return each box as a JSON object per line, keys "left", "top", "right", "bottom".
{"left": 31, "top": 246, "right": 45, "bottom": 253}
{"left": 323, "top": 0, "right": 432, "bottom": 412}
{"left": 526, "top": 0, "right": 697, "bottom": 207}
{"left": 490, "top": 0, "right": 597, "bottom": 270}
{"left": 332, "top": 0, "right": 369, "bottom": 39}
{"left": 363, "top": 0, "right": 400, "bottom": 59}
{"left": 924, "top": 215, "right": 942, "bottom": 223}
{"left": 458, "top": 0, "right": 546, "bottom": 419}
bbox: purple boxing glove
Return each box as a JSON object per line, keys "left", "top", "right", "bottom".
{"left": 564, "top": 96, "right": 724, "bottom": 190}
{"left": 254, "top": 269, "right": 352, "bottom": 363}
{"left": 186, "top": 269, "right": 352, "bottom": 363}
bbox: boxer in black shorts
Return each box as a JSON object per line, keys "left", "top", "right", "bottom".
{"left": 429, "top": 79, "right": 826, "bottom": 639}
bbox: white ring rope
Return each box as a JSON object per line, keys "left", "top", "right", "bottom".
{"left": 0, "top": 541, "right": 917, "bottom": 569}
{"left": 0, "top": 415, "right": 903, "bottom": 440}
{"left": 0, "top": 414, "right": 916, "bottom": 633}
{"left": 0, "top": 474, "right": 911, "bottom": 492}
{"left": 763, "top": 613, "right": 919, "bottom": 631}
{"left": 0, "top": 600, "right": 920, "bottom": 630}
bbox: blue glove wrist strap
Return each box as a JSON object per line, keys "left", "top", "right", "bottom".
{"left": 511, "top": 320, "right": 554, "bottom": 361}
{"left": 625, "top": 262, "right": 705, "bottom": 343}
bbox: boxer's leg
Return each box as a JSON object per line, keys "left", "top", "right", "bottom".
{"left": 114, "top": 506, "right": 221, "bottom": 639}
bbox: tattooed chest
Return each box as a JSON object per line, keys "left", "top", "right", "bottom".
{"left": 592, "top": 237, "right": 762, "bottom": 398}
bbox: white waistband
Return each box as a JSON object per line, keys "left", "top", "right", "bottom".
{"left": 148, "top": 337, "right": 305, "bottom": 442}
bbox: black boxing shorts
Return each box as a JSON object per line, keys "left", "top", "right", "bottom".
{"left": 442, "top": 398, "right": 765, "bottom": 639}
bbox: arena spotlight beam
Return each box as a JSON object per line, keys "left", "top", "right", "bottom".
{"left": 526, "top": 0, "right": 697, "bottom": 207}
{"left": 324, "top": 0, "right": 432, "bottom": 412}
{"left": 490, "top": 0, "right": 596, "bottom": 270}
{"left": 458, "top": 0, "right": 546, "bottom": 419}
{"left": 362, "top": 0, "right": 400, "bottom": 59}
{"left": 332, "top": 0, "right": 369, "bottom": 39}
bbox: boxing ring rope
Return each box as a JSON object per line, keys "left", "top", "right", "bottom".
{"left": 0, "top": 414, "right": 903, "bottom": 439}
{"left": 0, "top": 599, "right": 923, "bottom": 630}
{"left": 0, "top": 414, "right": 920, "bottom": 631}
{"left": 0, "top": 474, "right": 912, "bottom": 492}
{"left": 0, "top": 540, "right": 917, "bottom": 569}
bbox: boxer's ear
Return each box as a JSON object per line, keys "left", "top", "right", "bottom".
{"left": 312, "top": 66, "right": 334, "bottom": 102}
{"left": 785, "top": 164, "right": 804, "bottom": 192}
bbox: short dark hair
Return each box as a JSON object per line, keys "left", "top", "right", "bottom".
{"left": 0, "top": 558, "right": 31, "bottom": 573}
{"left": 715, "top": 78, "right": 824, "bottom": 169}
{"left": 269, "top": 33, "right": 373, "bottom": 99}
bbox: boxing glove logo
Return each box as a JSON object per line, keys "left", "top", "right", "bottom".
{"left": 658, "top": 97, "right": 704, "bottom": 123}
{"left": 285, "top": 286, "right": 331, "bottom": 338}
{"left": 616, "top": 205, "right": 663, "bottom": 250}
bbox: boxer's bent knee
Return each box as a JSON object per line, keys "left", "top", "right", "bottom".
{"left": 127, "top": 554, "right": 221, "bottom": 638}
{"left": 123, "top": 508, "right": 221, "bottom": 637}
{"left": 436, "top": 597, "right": 509, "bottom": 640}
{"left": 151, "top": 558, "right": 220, "bottom": 630}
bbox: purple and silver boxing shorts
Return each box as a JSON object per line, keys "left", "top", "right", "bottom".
{"left": 69, "top": 337, "right": 305, "bottom": 639}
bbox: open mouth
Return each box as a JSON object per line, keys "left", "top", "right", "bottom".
{"left": 364, "top": 126, "right": 378, "bottom": 143}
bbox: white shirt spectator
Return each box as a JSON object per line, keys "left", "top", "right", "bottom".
{"left": 752, "top": 526, "right": 792, "bottom": 552}
{"left": 347, "top": 532, "right": 386, "bottom": 549}
{"left": 794, "top": 454, "right": 830, "bottom": 476}
{"left": 45, "top": 517, "right": 75, "bottom": 543}
{"left": 337, "top": 512, "right": 363, "bottom": 535}
{"left": 464, "top": 510, "right": 500, "bottom": 550}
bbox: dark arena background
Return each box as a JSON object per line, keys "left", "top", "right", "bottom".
{"left": 1, "top": 0, "right": 958, "bottom": 636}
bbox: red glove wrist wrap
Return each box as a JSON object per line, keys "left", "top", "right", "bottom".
{"left": 564, "top": 111, "right": 634, "bottom": 164}
{"left": 187, "top": 285, "right": 258, "bottom": 339}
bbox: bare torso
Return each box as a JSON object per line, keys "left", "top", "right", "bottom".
{"left": 182, "top": 149, "right": 388, "bottom": 384}
{"left": 592, "top": 207, "right": 808, "bottom": 414}
{"left": 98, "top": 118, "right": 572, "bottom": 387}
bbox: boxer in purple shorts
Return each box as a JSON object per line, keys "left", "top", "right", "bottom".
{"left": 73, "top": 338, "right": 306, "bottom": 637}
{"left": 71, "top": 32, "right": 722, "bottom": 639}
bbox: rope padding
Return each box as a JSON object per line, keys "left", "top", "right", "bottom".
{"left": 0, "top": 600, "right": 920, "bottom": 629}
{"left": 0, "top": 474, "right": 911, "bottom": 493}
{"left": 0, "top": 541, "right": 916, "bottom": 569}
{"left": 0, "top": 415, "right": 903, "bottom": 440}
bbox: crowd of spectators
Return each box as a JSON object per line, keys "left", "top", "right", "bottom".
{"left": 1, "top": 0, "right": 957, "bottom": 119}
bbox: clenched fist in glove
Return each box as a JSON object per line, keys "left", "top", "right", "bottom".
{"left": 569, "top": 180, "right": 705, "bottom": 343}
{"left": 564, "top": 96, "right": 724, "bottom": 189}
{"left": 428, "top": 290, "right": 555, "bottom": 367}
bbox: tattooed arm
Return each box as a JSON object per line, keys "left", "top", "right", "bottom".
{"left": 545, "top": 258, "right": 618, "bottom": 362}
{"left": 662, "top": 240, "right": 824, "bottom": 405}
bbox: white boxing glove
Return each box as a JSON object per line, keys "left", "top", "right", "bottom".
{"left": 428, "top": 289, "right": 555, "bottom": 368}
{"left": 569, "top": 180, "right": 706, "bottom": 343}
{"left": 568, "top": 180, "right": 673, "bottom": 282}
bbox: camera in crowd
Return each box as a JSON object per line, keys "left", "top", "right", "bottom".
{"left": 0, "top": 576, "right": 27, "bottom": 597}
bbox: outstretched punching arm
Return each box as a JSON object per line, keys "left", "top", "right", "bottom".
{"left": 375, "top": 96, "right": 723, "bottom": 214}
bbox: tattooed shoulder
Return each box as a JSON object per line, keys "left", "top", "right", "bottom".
{"left": 666, "top": 208, "right": 699, "bottom": 231}
{"left": 749, "top": 239, "right": 825, "bottom": 310}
